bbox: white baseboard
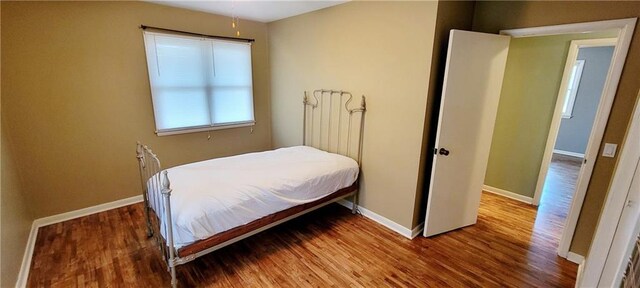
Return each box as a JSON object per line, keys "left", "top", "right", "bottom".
{"left": 553, "top": 149, "right": 585, "bottom": 158}
{"left": 34, "top": 195, "right": 143, "bottom": 227}
{"left": 483, "top": 185, "right": 533, "bottom": 204}
{"left": 411, "top": 222, "right": 425, "bottom": 238}
{"left": 15, "top": 222, "right": 39, "bottom": 288}
{"left": 337, "top": 200, "right": 420, "bottom": 239}
{"left": 16, "top": 195, "right": 143, "bottom": 288}
{"left": 575, "top": 254, "right": 586, "bottom": 287}
{"left": 567, "top": 251, "right": 585, "bottom": 265}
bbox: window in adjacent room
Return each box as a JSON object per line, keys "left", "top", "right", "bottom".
{"left": 142, "top": 31, "right": 254, "bottom": 136}
{"left": 562, "top": 59, "right": 585, "bottom": 119}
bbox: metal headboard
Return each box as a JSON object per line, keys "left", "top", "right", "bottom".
{"left": 303, "top": 89, "right": 366, "bottom": 164}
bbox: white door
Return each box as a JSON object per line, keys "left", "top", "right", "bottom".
{"left": 600, "top": 156, "right": 640, "bottom": 286}
{"left": 424, "top": 30, "right": 510, "bottom": 237}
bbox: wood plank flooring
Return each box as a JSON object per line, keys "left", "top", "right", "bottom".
{"left": 540, "top": 153, "right": 582, "bottom": 218}
{"left": 28, "top": 187, "right": 578, "bottom": 287}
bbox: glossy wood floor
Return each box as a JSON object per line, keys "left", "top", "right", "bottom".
{"left": 28, "top": 158, "right": 581, "bottom": 287}
{"left": 540, "top": 153, "right": 582, "bottom": 217}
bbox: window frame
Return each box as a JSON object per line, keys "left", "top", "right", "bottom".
{"left": 562, "top": 59, "right": 585, "bottom": 119}
{"left": 142, "top": 31, "right": 256, "bottom": 136}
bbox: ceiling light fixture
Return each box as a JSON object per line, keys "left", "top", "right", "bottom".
{"left": 231, "top": 1, "right": 240, "bottom": 37}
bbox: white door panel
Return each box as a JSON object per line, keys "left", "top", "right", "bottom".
{"left": 424, "top": 30, "right": 510, "bottom": 237}
{"left": 600, "top": 157, "right": 640, "bottom": 286}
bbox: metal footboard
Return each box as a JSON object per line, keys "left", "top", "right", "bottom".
{"left": 136, "top": 143, "right": 178, "bottom": 287}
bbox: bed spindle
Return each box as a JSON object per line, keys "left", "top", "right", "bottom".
{"left": 161, "top": 170, "right": 177, "bottom": 288}
{"left": 136, "top": 143, "right": 154, "bottom": 237}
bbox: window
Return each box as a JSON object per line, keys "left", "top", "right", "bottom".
{"left": 562, "top": 59, "right": 585, "bottom": 119}
{"left": 142, "top": 31, "right": 254, "bottom": 135}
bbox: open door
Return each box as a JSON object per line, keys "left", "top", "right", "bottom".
{"left": 424, "top": 30, "right": 510, "bottom": 237}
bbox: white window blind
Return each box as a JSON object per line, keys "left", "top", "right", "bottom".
{"left": 142, "top": 31, "right": 255, "bottom": 135}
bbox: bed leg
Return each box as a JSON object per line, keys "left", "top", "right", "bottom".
{"left": 142, "top": 194, "right": 153, "bottom": 238}
{"left": 170, "top": 265, "right": 177, "bottom": 288}
{"left": 351, "top": 193, "right": 358, "bottom": 214}
{"left": 145, "top": 206, "right": 153, "bottom": 238}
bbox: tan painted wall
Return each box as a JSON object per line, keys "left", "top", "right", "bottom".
{"left": 1, "top": 1, "right": 272, "bottom": 219}
{"left": 1, "top": 3, "right": 35, "bottom": 284}
{"left": 485, "top": 32, "right": 617, "bottom": 198}
{"left": 1, "top": 122, "right": 34, "bottom": 287}
{"left": 269, "top": 1, "right": 438, "bottom": 229}
{"left": 473, "top": 0, "right": 640, "bottom": 256}
{"left": 415, "top": 0, "right": 476, "bottom": 227}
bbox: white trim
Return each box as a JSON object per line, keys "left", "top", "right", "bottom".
{"left": 411, "top": 222, "right": 425, "bottom": 239}
{"left": 337, "top": 200, "right": 418, "bottom": 239}
{"left": 553, "top": 149, "right": 585, "bottom": 159}
{"left": 581, "top": 91, "right": 640, "bottom": 287}
{"left": 33, "top": 195, "right": 143, "bottom": 227}
{"left": 500, "top": 18, "right": 636, "bottom": 265}
{"left": 567, "top": 251, "right": 585, "bottom": 265}
{"left": 561, "top": 59, "right": 585, "bottom": 118}
{"left": 156, "top": 122, "right": 255, "bottom": 136}
{"left": 16, "top": 195, "right": 143, "bottom": 288}
{"left": 482, "top": 185, "right": 533, "bottom": 204}
{"left": 500, "top": 18, "right": 635, "bottom": 38}
{"left": 15, "top": 222, "right": 39, "bottom": 288}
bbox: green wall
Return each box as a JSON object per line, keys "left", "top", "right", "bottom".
{"left": 485, "top": 31, "right": 617, "bottom": 198}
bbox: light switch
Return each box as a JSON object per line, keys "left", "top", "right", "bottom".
{"left": 602, "top": 143, "right": 617, "bottom": 158}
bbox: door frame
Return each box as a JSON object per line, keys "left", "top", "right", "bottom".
{"left": 540, "top": 37, "right": 617, "bottom": 259}
{"left": 500, "top": 18, "right": 636, "bottom": 259}
{"left": 579, "top": 91, "right": 640, "bottom": 287}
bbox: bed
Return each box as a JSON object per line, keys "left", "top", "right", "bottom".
{"left": 136, "top": 90, "right": 366, "bottom": 287}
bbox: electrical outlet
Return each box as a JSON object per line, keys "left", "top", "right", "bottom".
{"left": 602, "top": 143, "right": 617, "bottom": 158}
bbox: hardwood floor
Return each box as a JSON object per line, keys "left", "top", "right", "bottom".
{"left": 540, "top": 153, "right": 582, "bottom": 218}
{"left": 28, "top": 188, "right": 578, "bottom": 287}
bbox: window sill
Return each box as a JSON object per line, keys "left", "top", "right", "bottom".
{"left": 156, "top": 121, "right": 255, "bottom": 136}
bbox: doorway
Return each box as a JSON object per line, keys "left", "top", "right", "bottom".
{"left": 423, "top": 19, "right": 635, "bottom": 260}
{"left": 541, "top": 39, "right": 617, "bottom": 259}
{"left": 479, "top": 19, "right": 635, "bottom": 262}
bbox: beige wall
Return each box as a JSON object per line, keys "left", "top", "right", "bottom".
{"left": 485, "top": 32, "right": 617, "bottom": 198}
{"left": 1, "top": 122, "right": 34, "bottom": 287}
{"left": 1, "top": 1, "right": 272, "bottom": 219}
{"left": 1, "top": 3, "right": 35, "bottom": 284}
{"left": 473, "top": 0, "right": 640, "bottom": 256}
{"left": 269, "top": 1, "right": 438, "bottom": 229}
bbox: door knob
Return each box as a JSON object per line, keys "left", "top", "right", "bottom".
{"left": 439, "top": 148, "right": 450, "bottom": 156}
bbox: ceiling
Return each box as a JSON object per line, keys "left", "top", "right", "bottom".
{"left": 147, "top": 1, "right": 348, "bottom": 23}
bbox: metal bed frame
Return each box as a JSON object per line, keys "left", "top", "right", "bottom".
{"left": 136, "top": 90, "right": 366, "bottom": 287}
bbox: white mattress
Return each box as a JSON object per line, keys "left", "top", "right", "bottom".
{"left": 150, "top": 146, "right": 359, "bottom": 248}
